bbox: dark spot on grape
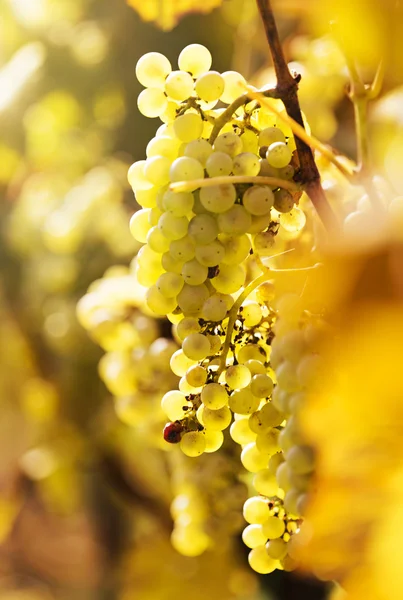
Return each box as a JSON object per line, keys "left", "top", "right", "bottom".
{"left": 163, "top": 421, "right": 183, "bottom": 444}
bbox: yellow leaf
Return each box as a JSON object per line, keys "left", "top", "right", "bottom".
{"left": 126, "top": 0, "right": 223, "bottom": 31}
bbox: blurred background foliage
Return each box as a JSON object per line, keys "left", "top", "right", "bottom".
{"left": 0, "top": 0, "right": 402, "bottom": 599}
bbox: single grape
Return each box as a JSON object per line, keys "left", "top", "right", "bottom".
{"left": 195, "top": 71, "right": 225, "bottom": 102}
{"left": 259, "top": 127, "right": 286, "bottom": 147}
{"left": 177, "top": 283, "right": 209, "bottom": 314}
{"left": 146, "top": 135, "right": 181, "bottom": 160}
{"left": 186, "top": 365, "right": 207, "bottom": 387}
{"left": 178, "top": 44, "right": 212, "bottom": 78}
{"left": 243, "top": 185, "right": 274, "bottom": 215}
{"left": 137, "top": 88, "right": 168, "bottom": 118}
{"left": 180, "top": 431, "right": 206, "bottom": 457}
{"left": 202, "top": 295, "right": 228, "bottom": 321}
{"left": 201, "top": 383, "right": 229, "bottom": 410}
{"left": 214, "top": 132, "right": 243, "bottom": 157}
{"left": 173, "top": 113, "right": 204, "bottom": 142}
{"left": 170, "top": 235, "right": 195, "bottom": 262}
{"left": 217, "top": 205, "right": 252, "bottom": 234}
{"left": 182, "top": 332, "right": 211, "bottom": 360}
{"left": 219, "top": 233, "right": 251, "bottom": 264}
{"left": 211, "top": 263, "right": 245, "bottom": 294}
{"left": 147, "top": 225, "right": 170, "bottom": 252}
{"left": 156, "top": 272, "right": 184, "bottom": 297}
{"left": 221, "top": 70, "right": 247, "bottom": 104}
{"left": 169, "top": 156, "right": 204, "bottom": 186}
{"left": 200, "top": 184, "right": 236, "bottom": 213}
{"left": 205, "top": 151, "right": 233, "bottom": 177}
{"left": 161, "top": 390, "right": 189, "bottom": 420}
{"left": 233, "top": 152, "right": 260, "bottom": 176}
{"left": 243, "top": 496, "right": 270, "bottom": 524}
{"left": 199, "top": 405, "right": 232, "bottom": 430}
{"left": 164, "top": 70, "right": 194, "bottom": 101}
{"left": 248, "top": 546, "right": 278, "bottom": 574}
{"left": 266, "top": 142, "right": 293, "bottom": 168}
{"left": 273, "top": 188, "right": 295, "bottom": 213}
{"left": 242, "top": 524, "right": 267, "bottom": 549}
{"left": 146, "top": 285, "right": 177, "bottom": 315}
{"left": 163, "top": 190, "right": 194, "bottom": 216}
{"left": 188, "top": 214, "right": 219, "bottom": 245}
{"left": 128, "top": 160, "right": 153, "bottom": 191}
{"left": 176, "top": 316, "right": 200, "bottom": 340}
{"left": 279, "top": 207, "right": 306, "bottom": 232}
{"left": 135, "top": 52, "right": 172, "bottom": 88}
{"left": 195, "top": 240, "right": 225, "bottom": 267}
{"left": 129, "top": 209, "right": 151, "bottom": 242}
{"left": 253, "top": 469, "right": 279, "bottom": 496}
{"left": 158, "top": 212, "right": 189, "bottom": 241}
{"left": 225, "top": 365, "right": 251, "bottom": 389}
{"left": 184, "top": 139, "right": 213, "bottom": 166}
{"left": 144, "top": 155, "right": 171, "bottom": 185}
{"left": 261, "top": 516, "right": 285, "bottom": 539}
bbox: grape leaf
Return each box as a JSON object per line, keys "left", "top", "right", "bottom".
{"left": 126, "top": 0, "right": 223, "bottom": 30}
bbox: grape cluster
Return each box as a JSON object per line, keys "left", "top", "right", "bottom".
{"left": 77, "top": 266, "right": 179, "bottom": 441}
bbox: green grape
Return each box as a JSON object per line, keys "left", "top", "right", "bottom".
{"left": 286, "top": 445, "right": 315, "bottom": 474}
{"left": 195, "top": 240, "right": 225, "bottom": 267}
{"left": 170, "top": 235, "right": 195, "bottom": 262}
{"left": 186, "top": 365, "right": 207, "bottom": 387}
{"left": 137, "top": 88, "right": 168, "bottom": 118}
{"left": 241, "top": 442, "right": 268, "bottom": 472}
{"left": 201, "top": 382, "right": 228, "bottom": 410}
{"left": 253, "top": 231, "right": 276, "bottom": 256}
{"left": 144, "top": 155, "right": 171, "bottom": 185}
{"left": 129, "top": 208, "right": 151, "bottom": 242}
{"left": 146, "top": 135, "right": 180, "bottom": 160}
{"left": 135, "top": 51, "right": 172, "bottom": 88}
{"left": 244, "top": 360, "right": 266, "bottom": 376}
{"left": 276, "top": 361, "right": 300, "bottom": 393}
{"left": 230, "top": 418, "right": 257, "bottom": 445}
{"left": 242, "top": 185, "right": 274, "bottom": 215}
{"left": 178, "top": 44, "right": 212, "bottom": 78}
{"left": 219, "top": 233, "right": 251, "bottom": 264}
{"left": 162, "top": 190, "right": 194, "bottom": 216}
{"left": 242, "top": 524, "right": 267, "bottom": 549}
{"left": 195, "top": 71, "right": 225, "bottom": 102}
{"left": 177, "top": 282, "right": 209, "bottom": 314}
{"left": 225, "top": 365, "right": 251, "bottom": 389}
{"left": 182, "top": 258, "right": 208, "bottom": 285}
{"left": 146, "top": 285, "right": 177, "bottom": 315}
{"left": 266, "top": 538, "right": 288, "bottom": 560}
{"left": 273, "top": 188, "right": 295, "bottom": 213}
{"left": 179, "top": 375, "right": 201, "bottom": 393}
{"left": 237, "top": 343, "right": 266, "bottom": 364}
{"left": 161, "top": 251, "right": 184, "bottom": 274}
{"left": 204, "top": 430, "right": 224, "bottom": 453}
{"left": 268, "top": 452, "right": 284, "bottom": 474}
{"left": 169, "top": 156, "right": 204, "bottom": 187}
{"left": 158, "top": 212, "right": 189, "bottom": 241}
{"left": 280, "top": 330, "right": 307, "bottom": 363}
{"left": 259, "top": 159, "right": 280, "bottom": 179}
{"left": 207, "top": 333, "right": 221, "bottom": 354}
{"left": 247, "top": 212, "right": 272, "bottom": 235}
{"left": 135, "top": 186, "right": 159, "bottom": 208}
{"left": 188, "top": 214, "right": 218, "bottom": 245}
{"left": 202, "top": 295, "right": 228, "bottom": 321}
{"left": 280, "top": 207, "right": 306, "bottom": 232}
{"left": 164, "top": 70, "right": 194, "bottom": 101}
{"left": 211, "top": 263, "right": 245, "bottom": 294}
{"left": 182, "top": 332, "right": 211, "bottom": 360}
{"left": 160, "top": 101, "right": 179, "bottom": 124}
{"left": 205, "top": 151, "right": 233, "bottom": 177}
{"left": 229, "top": 388, "right": 260, "bottom": 415}
{"left": 259, "top": 401, "right": 283, "bottom": 427}
{"left": 261, "top": 516, "right": 285, "bottom": 539}
{"left": 170, "top": 348, "right": 197, "bottom": 376}
{"left": 243, "top": 496, "right": 270, "bottom": 524}
{"left": 253, "top": 468, "right": 279, "bottom": 496}
{"left": 180, "top": 431, "right": 206, "bottom": 457}
{"left": 233, "top": 152, "right": 260, "bottom": 176}
{"left": 266, "top": 142, "right": 293, "bottom": 169}
{"left": 248, "top": 546, "right": 278, "bottom": 574}
{"left": 128, "top": 160, "right": 153, "bottom": 191}
{"left": 184, "top": 139, "right": 213, "bottom": 166}
{"left": 200, "top": 184, "right": 236, "bottom": 213}
{"left": 161, "top": 390, "right": 190, "bottom": 420}
{"left": 240, "top": 128, "right": 259, "bottom": 155}
{"left": 220, "top": 70, "right": 246, "bottom": 104}
{"left": 156, "top": 272, "right": 184, "bottom": 297}
{"left": 256, "top": 429, "right": 280, "bottom": 455}
{"left": 217, "top": 205, "right": 252, "bottom": 234}
{"left": 276, "top": 461, "right": 292, "bottom": 492}
{"left": 148, "top": 206, "right": 163, "bottom": 225}
{"left": 199, "top": 404, "right": 232, "bottom": 430}
{"left": 259, "top": 126, "right": 286, "bottom": 147}
{"left": 176, "top": 316, "right": 201, "bottom": 340}
{"left": 278, "top": 164, "right": 295, "bottom": 180}
{"left": 250, "top": 374, "right": 274, "bottom": 398}
{"left": 242, "top": 301, "right": 263, "bottom": 327}
{"left": 173, "top": 113, "right": 204, "bottom": 142}
{"left": 284, "top": 489, "right": 300, "bottom": 515}
{"left": 147, "top": 225, "right": 170, "bottom": 252}
{"left": 214, "top": 132, "right": 243, "bottom": 157}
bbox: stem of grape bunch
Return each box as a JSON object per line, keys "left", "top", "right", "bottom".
{"left": 256, "top": 0, "right": 339, "bottom": 233}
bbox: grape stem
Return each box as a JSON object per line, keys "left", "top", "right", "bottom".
{"left": 256, "top": 0, "right": 339, "bottom": 233}
{"left": 170, "top": 175, "right": 300, "bottom": 194}
{"left": 208, "top": 87, "right": 279, "bottom": 145}
{"left": 344, "top": 56, "right": 384, "bottom": 210}
{"left": 216, "top": 261, "right": 322, "bottom": 375}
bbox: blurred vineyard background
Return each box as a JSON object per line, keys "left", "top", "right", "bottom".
{"left": 0, "top": 0, "right": 402, "bottom": 599}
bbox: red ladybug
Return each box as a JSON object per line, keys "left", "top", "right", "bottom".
{"left": 163, "top": 421, "right": 183, "bottom": 443}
